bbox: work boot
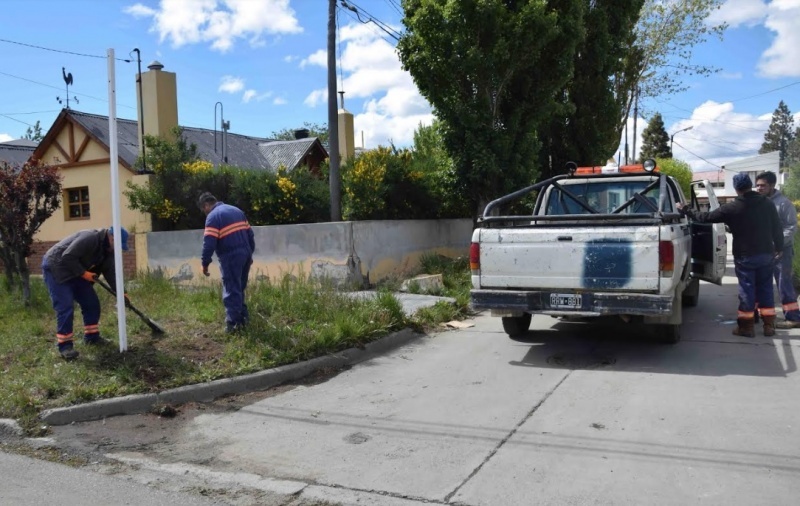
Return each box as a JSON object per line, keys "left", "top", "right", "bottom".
{"left": 732, "top": 318, "right": 755, "bottom": 338}
{"left": 59, "top": 344, "right": 79, "bottom": 361}
{"left": 776, "top": 319, "right": 800, "bottom": 329}
{"left": 84, "top": 334, "right": 110, "bottom": 346}
{"left": 762, "top": 315, "right": 776, "bottom": 337}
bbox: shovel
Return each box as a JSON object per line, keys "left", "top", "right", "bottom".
{"left": 95, "top": 278, "right": 166, "bottom": 334}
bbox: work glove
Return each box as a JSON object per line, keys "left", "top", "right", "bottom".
{"left": 81, "top": 271, "right": 97, "bottom": 283}
{"left": 202, "top": 264, "right": 210, "bottom": 277}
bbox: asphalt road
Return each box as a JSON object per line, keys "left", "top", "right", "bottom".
{"left": 26, "top": 266, "right": 800, "bottom": 505}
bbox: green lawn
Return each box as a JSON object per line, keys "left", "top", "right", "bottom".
{"left": 0, "top": 255, "right": 470, "bottom": 434}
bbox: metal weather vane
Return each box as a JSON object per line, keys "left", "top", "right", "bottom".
{"left": 56, "top": 67, "right": 79, "bottom": 109}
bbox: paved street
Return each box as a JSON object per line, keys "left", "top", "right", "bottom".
{"left": 22, "top": 265, "right": 800, "bottom": 505}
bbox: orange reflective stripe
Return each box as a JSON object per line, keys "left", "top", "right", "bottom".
{"left": 737, "top": 311, "right": 755, "bottom": 319}
{"left": 759, "top": 307, "right": 776, "bottom": 316}
{"left": 218, "top": 224, "right": 251, "bottom": 239}
{"left": 783, "top": 302, "right": 799, "bottom": 312}
{"left": 218, "top": 220, "right": 249, "bottom": 236}
{"left": 204, "top": 227, "right": 220, "bottom": 238}
{"left": 56, "top": 333, "right": 74, "bottom": 343}
{"left": 84, "top": 324, "right": 99, "bottom": 332}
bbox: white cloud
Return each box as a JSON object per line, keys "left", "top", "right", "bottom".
{"left": 123, "top": 3, "right": 157, "bottom": 18}
{"left": 665, "top": 101, "right": 769, "bottom": 171}
{"left": 242, "top": 90, "right": 272, "bottom": 103}
{"left": 719, "top": 71, "right": 743, "bottom": 79}
{"left": 124, "top": 0, "right": 302, "bottom": 52}
{"left": 302, "top": 21, "right": 431, "bottom": 148}
{"left": 612, "top": 101, "right": 770, "bottom": 172}
{"left": 757, "top": 0, "right": 800, "bottom": 77}
{"left": 300, "top": 49, "right": 326, "bottom": 69}
{"left": 304, "top": 89, "right": 327, "bottom": 107}
{"left": 273, "top": 97, "right": 287, "bottom": 105}
{"left": 708, "top": 0, "right": 768, "bottom": 28}
{"left": 218, "top": 75, "right": 244, "bottom": 93}
{"left": 0, "top": 133, "right": 13, "bottom": 142}
{"left": 283, "top": 55, "right": 297, "bottom": 63}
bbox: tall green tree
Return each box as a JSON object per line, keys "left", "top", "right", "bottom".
{"left": 398, "top": 0, "right": 584, "bottom": 217}
{"left": 540, "top": 0, "right": 644, "bottom": 176}
{"left": 616, "top": 0, "right": 727, "bottom": 135}
{"left": 639, "top": 113, "right": 672, "bottom": 161}
{"left": 760, "top": 101, "right": 796, "bottom": 167}
{"left": 23, "top": 120, "right": 44, "bottom": 142}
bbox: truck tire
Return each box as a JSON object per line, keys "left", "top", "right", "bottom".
{"left": 656, "top": 324, "right": 681, "bottom": 344}
{"left": 502, "top": 314, "right": 532, "bottom": 338}
{"left": 682, "top": 278, "right": 700, "bottom": 307}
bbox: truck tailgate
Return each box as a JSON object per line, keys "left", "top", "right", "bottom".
{"left": 477, "top": 226, "right": 661, "bottom": 291}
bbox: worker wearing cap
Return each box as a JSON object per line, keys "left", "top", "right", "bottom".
{"left": 198, "top": 192, "right": 255, "bottom": 333}
{"left": 677, "top": 173, "right": 783, "bottom": 337}
{"left": 42, "top": 227, "right": 129, "bottom": 360}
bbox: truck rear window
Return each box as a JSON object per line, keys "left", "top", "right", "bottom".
{"left": 545, "top": 181, "right": 662, "bottom": 215}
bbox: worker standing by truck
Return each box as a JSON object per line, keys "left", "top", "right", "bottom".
{"left": 755, "top": 171, "right": 800, "bottom": 329}
{"left": 198, "top": 192, "right": 255, "bottom": 333}
{"left": 677, "top": 173, "right": 783, "bottom": 337}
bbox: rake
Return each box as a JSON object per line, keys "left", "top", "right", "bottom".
{"left": 96, "top": 278, "right": 166, "bottom": 334}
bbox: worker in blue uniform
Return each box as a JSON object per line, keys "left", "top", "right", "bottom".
{"left": 42, "top": 227, "right": 129, "bottom": 360}
{"left": 678, "top": 173, "right": 783, "bottom": 337}
{"left": 198, "top": 192, "right": 255, "bottom": 333}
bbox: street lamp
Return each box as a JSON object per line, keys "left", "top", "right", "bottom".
{"left": 670, "top": 125, "right": 694, "bottom": 153}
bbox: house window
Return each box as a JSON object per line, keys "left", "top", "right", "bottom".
{"left": 65, "top": 187, "right": 90, "bottom": 220}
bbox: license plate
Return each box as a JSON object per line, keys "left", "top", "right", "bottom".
{"left": 549, "top": 293, "right": 582, "bottom": 309}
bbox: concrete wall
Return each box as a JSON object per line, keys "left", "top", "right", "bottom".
{"left": 144, "top": 219, "right": 473, "bottom": 285}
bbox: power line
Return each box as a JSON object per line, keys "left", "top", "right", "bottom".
{"left": 0, "top": 109, "right": 61, "bottom": 116}
{"left": 339, "top": 9, "right": 397, "bottom": 45}
{"left": 726, "top": 80, "right": 800, "bottom": 104}
{"left": 672, "top": 140, "right": 722, "bottom": 168}
{"left": 0, "top": 114, "right": 34, "bottom": 127}
{"left": 340, "top": 0, "right": 402, "bottom": 41}
{"left": 0, "top": 70, "right": 135, "bottom": 109}
{"left": 0, "top": 37, "right": 131, "bottom": 62}
{"left": 383, "top": 0, "right": 403, "bottom": 16}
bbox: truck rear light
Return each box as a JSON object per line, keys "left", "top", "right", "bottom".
{"left": 659, "top": 240, "right": 674, "bottom": 277}
{"left": 470, "top": 242, "right": 480, "bottom": 272}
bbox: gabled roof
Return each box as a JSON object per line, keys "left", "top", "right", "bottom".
{"left": 0, "top": 140, "right": 36, "bottom": 166}
{"left": 37, "top": 109, "right": 327, "bottom": 173}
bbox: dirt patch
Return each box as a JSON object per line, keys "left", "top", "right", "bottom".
{"left": 155, "top": 333, "right": 226, "bottom": 365}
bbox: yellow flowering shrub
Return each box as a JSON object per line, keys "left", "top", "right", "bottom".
{"left": 182, "top": 160, "right": 213, "bottom": 173}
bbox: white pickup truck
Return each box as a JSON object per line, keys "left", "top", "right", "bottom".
{"left": 469, "top": 160, "right": 728, "bottom": 343}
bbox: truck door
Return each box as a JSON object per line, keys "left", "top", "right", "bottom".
{"left": 689, "top": 180, "right": 728, "bottom": 284}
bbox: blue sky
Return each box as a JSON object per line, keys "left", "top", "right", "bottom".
{"left": 0, "top": 0, "right": 798, "bottom": 173}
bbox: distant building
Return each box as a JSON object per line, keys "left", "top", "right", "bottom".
{"left": 25, "top": 61, "right": 334, "bottom": 275}
{"left": 694, "top": 151, "right": 780, "bottom": 209}
{"left": 0, "top": 138, "right": 37, "bottom": 167}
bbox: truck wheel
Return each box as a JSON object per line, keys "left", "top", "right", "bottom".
{"left": 682, "top": 278, "right": 700, "bottom": 307}
{"left": 656, "top": 324, "right": 681, "bottom": 344}
{"left": 502, "top": 314, "right": 532, "bottom": 338}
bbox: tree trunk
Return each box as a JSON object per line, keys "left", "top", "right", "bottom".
{"left": 0, "top": 244, "right": 16, "bottom": 289}
{"left": 13, "top": 250, "right": 31, "bottom": 305}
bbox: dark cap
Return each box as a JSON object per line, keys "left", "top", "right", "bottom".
{"left": 733, "top": 173, "right": 753, "bottom": 191}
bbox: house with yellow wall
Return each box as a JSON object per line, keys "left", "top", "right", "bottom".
{"left": 26, "top": 61, "right": 331, "bottom": 276}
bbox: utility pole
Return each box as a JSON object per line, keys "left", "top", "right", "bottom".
{"left": 631, "top": 88, "right": 639, "bottom": 163}
{"left": 327, "top": 0, "right": 342, "bottom": 221}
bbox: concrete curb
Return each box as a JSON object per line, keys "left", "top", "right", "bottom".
{"left": 40, "top": 328, "right": 423, "bottom": 426}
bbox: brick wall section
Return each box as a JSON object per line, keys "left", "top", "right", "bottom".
{"left": 22, "top": 238, "right": 138, "bottom": 278}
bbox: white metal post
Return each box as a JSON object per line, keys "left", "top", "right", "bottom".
{"left": 107, "top": 48, "right": 128, "bottom": 352}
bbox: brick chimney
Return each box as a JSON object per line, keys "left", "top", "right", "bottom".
{"left": 137, "top": 61, "right": 179, "bottom": 150}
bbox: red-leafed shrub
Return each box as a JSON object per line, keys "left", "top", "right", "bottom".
{"left": 0, "top": 160, "right": 62, "bottom": 303}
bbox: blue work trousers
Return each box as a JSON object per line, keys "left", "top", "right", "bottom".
{"left": 774, "top": 246, "right": 800, "bottom": 321}
{"left": 220, "top": 251, "right": 252, "bottom": 328}
{"left": 735, "top": 254, "right": 775, "bottom": 318}
{"left": 42, "top": 266, "right": 101, "bottom": 349}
